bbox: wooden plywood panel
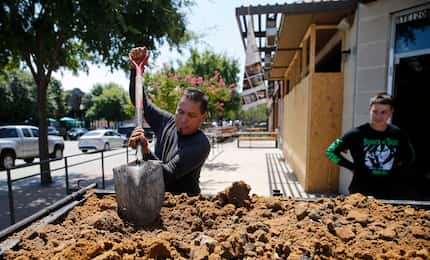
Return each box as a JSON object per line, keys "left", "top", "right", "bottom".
{"left": 283, "top": 75, "right": 311, "bottom": 186}
{"left": 306, "top": 72, "right": 343, "bottom": 192}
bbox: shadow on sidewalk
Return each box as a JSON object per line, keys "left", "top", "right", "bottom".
{"left": 266, "top": 152, "right": 332, "bottom": 199}
{"left": 0, "top": 173, "right": 113, "bottom": 230}
{"left": 203, "top": 162, "right": 239, "bottom": 172}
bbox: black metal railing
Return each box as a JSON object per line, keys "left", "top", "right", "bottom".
{"left": 2, "top": 147, "right": 130, "bottom": 225}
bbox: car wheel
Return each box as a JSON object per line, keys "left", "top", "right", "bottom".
{"left": 81, "top": 149, "right": 88, "bottom": 153}
{"left": 54, "top": 147, "right": 63, "bottom": 159}
{"left": 104, "top": 143, "right": 110, "bottom": 151}
{"left": 24, "top": 158, "right": 35, "bottom": 163}
{"left": 50, "top": 146, "right": 63, "bottom": 159}
{"left": 0, "top": 152, "right": 15, "bottom": 170}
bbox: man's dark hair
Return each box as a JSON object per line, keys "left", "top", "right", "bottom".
{"left": 182, "top": 87, "right": 208, "bottom": 114}
{"left": 369, "top": 92, "right": 394, "bottom": 108}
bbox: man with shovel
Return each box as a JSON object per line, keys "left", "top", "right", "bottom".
{"left": 128, "top": 47, "right": 210, "bottom": 196}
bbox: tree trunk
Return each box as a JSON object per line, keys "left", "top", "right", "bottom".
{"left": 37, "top": 78, "right": 52, "bottom": 185}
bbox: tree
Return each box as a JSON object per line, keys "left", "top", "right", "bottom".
{"left": 238, "top": 104, "right": 268, "bottom": 127}
{"left": 0, "top": 0, "right": 191, "bottom": 184}
{"left": 144, "top": 67, "right": 235, "bottom": 120}
{"left": 180, "top": 48, "right": 240, "bottom": 86}
{"left": 47, "top": 78, "right": 66, "bottom": 119}
{"left": 3, "top": 70, "right": 36, "bottom": 124}
{"left": 0, "top": 69, "right": 65, "bottom": 124}
{"left": 178, "top": 49, "right": 241, "bottom": 120}
{"left": 91, "top": 83, "right": 131, "bottom": 127}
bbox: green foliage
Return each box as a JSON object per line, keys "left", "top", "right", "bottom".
{"left": 0, "top": 0, "right": 192, "bottom": 73}
{"left": 145, "top": 49, "right": 241, "bottom": 120}
{"left": 4, "top": 70, "right": 36, "bottom": 123}
{"left": 144, "top": 72, "right": 182, "bottom": 114}
{"left": 0, "top": 0, "right": 192, "bottom": 182}
{"left": 48, "top": 79, "right": 66, "bottom": 119}
{"left": 145, "top": 67, "right": 235, "bottom": 120}
{"left": 0, "top": 70, "right": 65, "bottom": 124}
{"left": 86, "top": 83, "right": 132, "bottom": 126}
{"left": 179, "top": 48, "right": 240, "bottom": 85}
{"left": 238, "top": 104, "right": 268, "bottom": 126}
{"left": 223, "top": 90, "right": 242, "bottom": 120}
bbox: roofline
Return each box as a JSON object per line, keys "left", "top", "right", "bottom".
{"left": 236, "top": 0, "right": 358, "bottom": 16}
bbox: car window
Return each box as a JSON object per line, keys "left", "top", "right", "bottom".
{"left": 30, "top": 128, "right": 39, "bottom": 137}
{"left": 22, "top": 128, "right": 33, "bottom": 137}
{"left": 0, "top": 128, "right": 18, "bottom": 138}
{"left": 83, "top": 131, "right": 102, "bottom": 137}
{"left": 104, "top": 131, "right": 112, "bottom": 136}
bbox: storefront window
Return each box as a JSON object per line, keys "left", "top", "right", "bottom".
{"left": 395, "top": 9, "right": 430, "bottom": 53}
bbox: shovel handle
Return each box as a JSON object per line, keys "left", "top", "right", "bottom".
{"left": 131, "top": 47, "right": 149, "bottom": 162}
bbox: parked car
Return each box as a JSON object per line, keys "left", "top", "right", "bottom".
{"left": 118, "top": 124, "right": 154, "bottom": 142}
{"left": 48, "top": 126, "right": 60, "bottom": 136}
{"left": 67, "top": 127, "right": 88, "bottom": 140}
{"left": 78, "top": 129, "right": 127, "bottom": 153}
{"left": 0, "top": 125, "right": 64, "bottom": 170}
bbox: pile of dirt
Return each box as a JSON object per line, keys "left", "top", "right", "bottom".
{"left": 3, "top": 181, "right": 429, "bottom": 259}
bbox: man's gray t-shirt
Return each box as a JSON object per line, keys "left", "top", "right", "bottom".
{"left": 130, "top": 71, "right": 210, "bottom": 195}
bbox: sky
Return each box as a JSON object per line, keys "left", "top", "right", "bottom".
{"left": 53, "top": 0, "right": 283, "bottom": 93}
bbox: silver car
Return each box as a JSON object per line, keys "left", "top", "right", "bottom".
{"left": 78, "top": 129, "right": 127, "bottom": 153}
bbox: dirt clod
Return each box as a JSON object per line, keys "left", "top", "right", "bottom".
{"left": 216, "top": 181, "right": 251, "bottom": 208}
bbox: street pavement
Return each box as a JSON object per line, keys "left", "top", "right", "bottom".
{"left": 0, "top": 138, "right": 314, "bottom": 231}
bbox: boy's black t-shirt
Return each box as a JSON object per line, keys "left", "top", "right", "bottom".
{"left": 326, "top": 123, "right": 415, "bottom": 195}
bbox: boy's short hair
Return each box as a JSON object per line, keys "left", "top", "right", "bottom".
{"left": 182, "top": 87, "right": 208, "bottom": 114}
{"left": 369, "top": 92, "right": 394, "bottom": 108}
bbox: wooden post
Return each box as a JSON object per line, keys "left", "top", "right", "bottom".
{"left": 309, "top": 24, "right": 316, "bottom": 74}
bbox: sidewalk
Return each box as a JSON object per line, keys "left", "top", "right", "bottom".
{"left": 201, "top": 138, "right": 317, "bottom": 198}
{"left": 0, "top": 137, "right": 316, "bottom": 231}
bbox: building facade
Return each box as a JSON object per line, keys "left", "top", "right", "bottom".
{"left": 236, "top": 0, "right": 430, "bottom": 195}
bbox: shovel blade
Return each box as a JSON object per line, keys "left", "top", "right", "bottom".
{"left": 113, "top": 160, "right": 164, "bottom": 226}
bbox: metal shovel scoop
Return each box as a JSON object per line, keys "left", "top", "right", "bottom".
{"left": 113, "top": 48, "right": 165, "bottom": 225}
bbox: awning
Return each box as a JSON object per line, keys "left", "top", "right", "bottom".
{"left": 59, "top": 117, "right": 75, "bottom": 122}
{"left": 235, "top": 0, "right": 358, "bottom": 81}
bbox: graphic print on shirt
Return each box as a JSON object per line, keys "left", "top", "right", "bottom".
{"left": 363, "top": 138, "right": 399, "bottom": 174}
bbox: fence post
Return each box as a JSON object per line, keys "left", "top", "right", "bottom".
{"left": 6, "top": 168, "right": 15, "bottom": 224}
{"left": 101, "top": 150, "right": 105, "bottom": 189}
{"left": 126, "top": 145, "right": 129, "bottom": 163}
{"left": 64, "top": 156, "right": 69, "bottom": 194}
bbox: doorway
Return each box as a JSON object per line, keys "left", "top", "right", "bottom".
{"left": 392, "top": 54, "right": 430, "bottom": 199}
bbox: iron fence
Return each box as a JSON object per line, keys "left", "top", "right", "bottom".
{"left": 2, "top": 147, "right": 130, "bottom": 225}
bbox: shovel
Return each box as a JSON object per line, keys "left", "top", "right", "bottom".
{"left": 113, "top": 47, "right": 165, "bottom": 225}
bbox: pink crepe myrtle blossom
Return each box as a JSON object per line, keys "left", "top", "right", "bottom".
{"left": 184, "top": 75, "right": 192, "bottom": 82}
{"left": 218, "top": 78, "right": 225, "bottom": 87}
